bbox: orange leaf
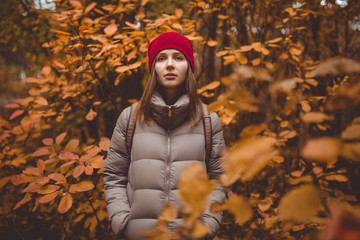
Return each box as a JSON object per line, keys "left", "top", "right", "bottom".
{"left": 0, "top": 177, "right": 10, "bottom": 189}
{"left": 58, "top": 193, "right": 73, "bottom": 213}
{"left": 4, "top": 103, "right": 19, "bottom": 109}
{"left": 91, "top": 157, "right": 105, "bottom": 169}
{"left": 104, "top": 23, "right": 117, "bottom": 35}
{"left": 50, "top": 29, "right": 72, "bottom": 36}
{"left": 39, "top": 191, "right": 60, "bottom": 204}
{"left": 10, "top": 110, "right": 24, "bottom": 120}
{"left": 207, "top": 40, "right": 218, "bottom": 47}
{"left": 23, "top": 167, "right": 41, "bottom": 176}
{"left": 85, "top": 165, "right": 93, "bottom": 175}
{"left": 99, "top": 137, "right": 110, "bottom": 151}
{"left": 42, "top": 138, "right": 54, "bottom": 146}
{"left": 69, "top": 181, "right": 94, "bottom": 193}
{"left": 60, "top": 160, "right": 76, "bottom": 169}
{"left": 34, "top": 97, "right": 48, "bottom": 105}
{"left": 13, "top": 193, "right": 32, "bottom": 210}
{"left": 59, "top": 151, "right": 78, "bottom": 160}
{"left": 56, "top": 132, "right": 67, "bottom": 145}
{"left": 175, "top": 8, "right": 183, "bottom": 18}
{"left": 32, "top": 147, "right": 51, "bottom": 157}
{"left": 48, "top": 173, "right": 67, "bottom": 184}
{"left": 73, "top": 165, "right": 85, "bottom": 178}
{"left": 37, "top": 184, "right": 60, "bottom": 194}
{"left": 86, "top": 108, "right": 97, "bottom": 121}
{"left": 84, "top": 2, "right": 97, "bottom": 14}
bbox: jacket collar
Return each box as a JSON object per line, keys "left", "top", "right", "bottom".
{"left": 150, "top": 91, "right": 190, "bottom": 130}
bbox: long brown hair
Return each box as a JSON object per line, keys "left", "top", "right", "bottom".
{"left": 137, "top": 59, "right": 203, "bottom": 127}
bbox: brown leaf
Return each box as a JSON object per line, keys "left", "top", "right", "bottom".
{"left": 64, "top": 139, "right": 80, "bottom": 152}
{"left": 325, "top": 174, "right": 348, "bottom": 182}
{"left": 301, "top": 137, "right": 341, "bottom": 163}
{"left": 311, "top": 57, "right": 360, "bottom": 77}
{"left": 341, "top": 124, "right": 360, "bottom": 140}
{"left": 279, "top": 185, "right": 322, "bottom": 222}
{"left": 340, "top": 143, "right": 360, "bottom": 162}
{"left": 10, "top": 110, "right": 24, "bottom": 120}
{"left": 69, "top": 181, "right": 95, "bottom": 193}
{"left": 73, "top": 165, "right": 85, "bottom": 178}
{"left": 58, "top": 193, "right": 73, "bottom": 213}
{"left": 56, "top": 132, "right": 67, "bottom": 145}
{"left": 86, "top": 108, "right": 97, "bottom": 121}
{"left": 42, "top": 138, "right": 54, "bottom": 146}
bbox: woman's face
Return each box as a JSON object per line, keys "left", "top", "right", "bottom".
{"left": 155, "top": 49, "right": 188, "bottom": 91}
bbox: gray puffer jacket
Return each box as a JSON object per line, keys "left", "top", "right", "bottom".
{"left": 103, "top": 92, "right": 226, "bottom": 239}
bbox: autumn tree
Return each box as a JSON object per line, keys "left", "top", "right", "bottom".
{"left": 0, "top": 0, "right": 360, "bottom": 239}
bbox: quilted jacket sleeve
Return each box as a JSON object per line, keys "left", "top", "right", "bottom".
{"left": 103, "top": 107, "right": 131, "bottom": 237}
{"left": 201, "top": 112, "right": 226, "bottom": 239}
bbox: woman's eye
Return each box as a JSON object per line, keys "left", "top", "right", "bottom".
{"left": 175, "top": 55, "right": 184, "bottom": 61}
{"left": 157, "top": 56, "right": 165, "bottom": 61}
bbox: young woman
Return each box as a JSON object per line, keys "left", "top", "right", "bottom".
{"left": 103, "top": 32, "right": 226, "bottom": 240}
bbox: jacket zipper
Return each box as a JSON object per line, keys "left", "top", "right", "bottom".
{"left": 165, "top": 106, "right": 172, "bottom": 205}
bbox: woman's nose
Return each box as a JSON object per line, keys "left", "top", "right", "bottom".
{"left": 166, "top": 58, "right": 174, "bottom": 69}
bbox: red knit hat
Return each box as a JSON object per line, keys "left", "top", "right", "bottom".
{"left": 148, "top": 32, "right": 194, "bottom": 71}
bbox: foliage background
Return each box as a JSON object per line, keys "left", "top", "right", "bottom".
{"left": 1, "top": 0, "right": 360, "bottom": 239}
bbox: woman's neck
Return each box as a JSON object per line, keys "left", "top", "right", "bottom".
{"left": 159, "top": 87, "right": 185, "bottom": 105}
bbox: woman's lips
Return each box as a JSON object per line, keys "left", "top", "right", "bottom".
{"left": 165, "top": 73, "right": 176, "bottom": 80}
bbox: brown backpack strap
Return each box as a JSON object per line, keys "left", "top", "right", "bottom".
{"left": 126, "top": 102, "right": 139, "bottom": 155}
{"left": 202, "top": 103, "right": 212, "bottom": 167}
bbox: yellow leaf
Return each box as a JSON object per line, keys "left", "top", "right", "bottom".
{"left": 220, "top": 137, "right": 277, "bottom": 185}
{"left": 266, "top": 37, "right": 283, "bottom": 44}
{"left": 158, "top": 204, "right": 178, "bottom": 226}
{"left": 301, "top": 137, "right": 341, "bottom": 163}
{"left": 239, "top": 45, "right": 252, "bottom": 52}
{"left": 69, "top": 181, "right": 94, "bottom": 193}
{"left": 215, "top": 194, "right": 252, "bottom": 225}
{"left": 64, "top": 139, "right": 80, "bottom": 152}
{"left": 86, "top": 108, "right": 97, "bottom": 121}
{"left": 279, "top": 185, "right": 322, "bottom": 222}
{"left": 58, "top": 193, "right": 73, "bottom": 213}
{"left": 179, "top": 163, "right": 217, "bottom": 225}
